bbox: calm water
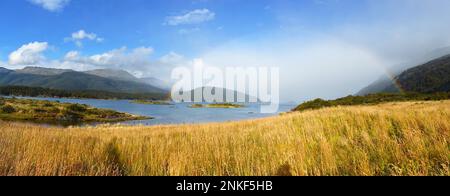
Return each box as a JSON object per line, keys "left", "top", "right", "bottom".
{"left": 21, "top": 97, "right": 296, "bottom": 125}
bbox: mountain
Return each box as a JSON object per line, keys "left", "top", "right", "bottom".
{"left": 85, "top": 69, "right": 173, "bottom": 90}
{"left": 179, "top": 87, "right": 258, "bottom": 102}
{"left": 140, "top": 77, "right": 173, "bottom": 90}
{"left": 0, "top": 67, "right": 12, "bottom": 74}
{"left": 16, "top": 67, "right": 74, "bottom": 76}
{"left": 0, "top": 67, "right": 167, "bottom": 94}
{"left": 383, "top": 54, "right": 450, "bottom": 93}
{"left": 357, "top": 76, "right": 399, "bottom": 95}
{"left": 358, "top": 47, "right": 450, "bottom": 95}
{"left": 84, "top": 69, "right": 140, "bottom": 83}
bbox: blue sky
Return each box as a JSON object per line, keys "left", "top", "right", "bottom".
{"left": 1, "top": 0, "right": 450, "bottom": 101}
{"left": 0, "top": 0, "right": 370, "bottom": 60}
{"left": 1, "top": 0, "right": 278, "bottom": 58}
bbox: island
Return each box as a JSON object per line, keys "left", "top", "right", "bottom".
{"left": 190, "top": 103, "right": 245, "bottom": 109}
{"left": 0, "top": 97, "right": 150, "bottom": 125}
{"left": 130, "top": 100, "right": 174, "bottom": 105}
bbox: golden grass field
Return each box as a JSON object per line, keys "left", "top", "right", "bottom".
{"left": 0, "top": 101, "right": 449, "bottom": 176}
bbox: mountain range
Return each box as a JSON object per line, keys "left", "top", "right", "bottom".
{"left": 84, "top": 69, "right": 173, "bottom": 90}
{"left": 0, "top": 67, "right": 169, "bottom": 94}
{"left": 3, "top": 48, "right": 449, "bottom": 100}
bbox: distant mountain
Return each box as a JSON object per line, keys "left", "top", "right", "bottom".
{"left": 357, "top": 76, "right": 399, "bottom": 95}
{"left": 0, "top": 67, "right": 167, "bottom": 94}
{"left": 140, "top": 77, "right": 173, "bottom": 90}
{"left": 84, "top": 69, "right": 140, "bottom": 83}
{"left": 85, "top": 69, "right": 173, "bottom": 90}
{"left": 0, "top": 67, "right": 12, "bottom": 74}
{"left": 180, "top": 87, "right": 258, "bottom": 102}
{"left": 16, "top": 66, "right": 74, "bottom": 76}
{"left": 358, "top": 47, "right": 450, "bottom": 95}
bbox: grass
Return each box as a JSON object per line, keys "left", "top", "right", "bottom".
{"left": 0, "top": 97, "right": 150, "bottom": 125}
{"left": 293, "top": 92, "right": 450, "bottom": 112}
{"left": 0, "top": 100, "right": 448, "bottom": 176}
{"left": 190, "top": 103, "right": 245, "bottom": 109}
{"left": 130, "top": 100, "right": 173, "bottom": 105}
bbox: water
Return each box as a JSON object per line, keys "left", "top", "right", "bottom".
{"left": 18, "top": 97, "right": 296, "bottom": 126}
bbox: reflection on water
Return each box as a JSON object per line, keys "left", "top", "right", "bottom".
{"left": 18, "top": 97, "right": 296, "bottom": 126}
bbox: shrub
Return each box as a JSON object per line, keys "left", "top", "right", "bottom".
{"left": 1, "top": 105, "right": 16, "bottom": 114}
{"left": 67, "top": 104, "right": 87, "bottom": 112}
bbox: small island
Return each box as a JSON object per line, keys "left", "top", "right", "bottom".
{"left": 130, "top": 100, "right": 174, "bottom": 105}
{"left": 190, "top": 103, "right": 245, "bottom": 109}
{"left": 0, "top": 97, "right": 150, "bottom": 125}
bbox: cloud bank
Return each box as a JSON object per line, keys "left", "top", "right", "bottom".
{"left": 4, "top": 41, "right": 178, "bottom": 79}
{"left": 8, "top": 42, "right": 49, "bottom": 66}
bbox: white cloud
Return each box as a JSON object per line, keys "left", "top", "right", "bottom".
{"left": 61, "top": 47, "right": 164, "bottom": 76}
{"left": 87, "top": 47, "right": 154, "bottom": 67}
{"left": 29, "top": 0, "right": 70, "bottom": 12}
{"left": 8, "top": 42, "right": 49, "bottom": 66}
{"left": 165, "top": 9, "right": 215, "bottom": 26}
{"left": 160, "top": 52, "right": 185, "bottom": 65}
{"left": 65, "top": 30, "right": 104, "bottom": 47}
{"left": 2, "top": 42, "right": 183, "bottom": 78}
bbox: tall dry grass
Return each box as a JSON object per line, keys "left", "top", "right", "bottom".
{"left": 0, "top": 101, "right": 449, "bottom": 176}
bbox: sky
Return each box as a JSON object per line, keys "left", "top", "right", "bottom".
{"left": 1, "top": 0, "right": 450, "bottom": 102}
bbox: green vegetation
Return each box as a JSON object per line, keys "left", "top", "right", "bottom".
{"left": 390, "top": 54, "right": 450, "bottom": 93}
{"left": 0, "top": 86, "right": 168, "bottom": 100}
{"left": 131, "top": 100, "right": 173, "bottom": 105}
{"left": 0, "top": 97, "right": 150, "bottom": 125}
{"left": 293, "top": 92, "right": 450, "bottom": 111}
{"left": 190, "top": 103, "right": 245, "bottom": 108}
{"left": 360, "top": 54, "right": 450, "bottom": 94}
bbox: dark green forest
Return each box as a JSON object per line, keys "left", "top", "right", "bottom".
{"left": 0, "top": 86, "right": 169, "bottom": 100}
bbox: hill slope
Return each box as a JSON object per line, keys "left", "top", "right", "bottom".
{"left": 359, "top": 54, "right": 450, "bottom": 95}
{"left": 85, "top": 69, "right": 173, "bottom": 90}
{"left": 15, "top": 67, "right": 73, "bottom": 76}
{"left": 84, "top": 69, "right": 140, "bottom": 82}
{"left": 358, "top": 47, "right": 450, "bottom": 95}
{"left": 384, "top": 55, "right": 450, "bottom": 93}
{"left": 0, "top": 67, "right": 12, "bottom": 74}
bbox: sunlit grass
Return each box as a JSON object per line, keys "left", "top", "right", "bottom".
{"left": 0, "top": 101, "right": 448, "bottom": 176}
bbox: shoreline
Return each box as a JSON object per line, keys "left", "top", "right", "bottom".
{"left": 5, "top": 100, "right": 446, "bottom": 129}
{"left": 0, "top": 97, "right": 152, "bottom": 126}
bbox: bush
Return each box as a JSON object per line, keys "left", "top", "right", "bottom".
{"left": 67, "top": 104, "right": 87, "bottom": 112}
{"left": 1, "top": 105, "right": 16, "bottom": 114}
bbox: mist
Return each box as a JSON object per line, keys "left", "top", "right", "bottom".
{"left": 189, "top": 0, "right": 450, "bottom": 102}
